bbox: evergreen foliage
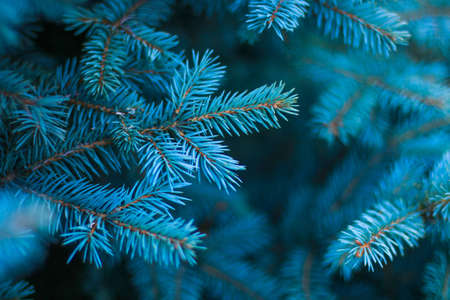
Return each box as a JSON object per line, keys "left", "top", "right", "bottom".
{"left": 1, "top": 0, "right": 298, "bottom": 270}
{"left": 0, "top": 0, "right": 448, "bottom": 299}
{"left": 423, "top": 251, "right": 450, "bottom": 300}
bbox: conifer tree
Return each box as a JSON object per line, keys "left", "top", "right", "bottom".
{"left": 0, "top": 0, "right": 448, "bottom": 299}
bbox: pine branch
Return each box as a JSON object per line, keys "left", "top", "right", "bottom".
{"left": 81, "top": 29, "right": 126, "bottom": 96}
{"left": 12, "top": 95, "right": 68, "bottom": 153}
{"left": 174, "top": 130, "right": 244, "bottom": 192}
{"left": 0, "top": 70, "right": 34, "bottom": 106}
{"left": 311, "top": 80, "right": 375, "bottom": 144}
{"left": 2, "top": 81, "right": 297, "bottom": 193}
{"left": 311, "top": 0, "right": 410, "bottom": 55}
{"left": 302, "top": 52, "right": 449, "bottom": 113}
{"left": 141, "top": 92, "right": 296, "bottom": 134}
{"left": 65, "top": 0, "right": 173, "bottom": 33}
{"left": 119, "top": 22, "right": 177, "bottom": 60}
{"left": 184, "top": 82, "right": 298, "bottom": 136}
{"left": 0, "top": 70, "right": 69, "bottom": 154}
{"left": 18, "top": 175, "right": 203, "bottom": 266}
{"left": 389, "top": 115, "right": 450, "bottom": 154}
{"left": 247, "top": 0, "right": 309, "bottom": 40}
{"left": 65, "top": 0, "right": 179, "bottom": 96}
{"left": 62, "top": 222, "right": 113, "bottom": 268}
{"left": 325, "top": 200, "right": 425, "bottom": 276}
{"left": 122, "top": 54, "right": 180, "bottom": 93}
{"left": 138, "top": 132, "right": 194, "bottom": 187}
{"left": 1, "top": 135, "right": 117, "bottom": 184}
{"left": 169, "top": 50, "right": 226, "bottom": 118}
{"left": 1, "top": 0, "right": 311, "bottom": 292}
{"left": 425, "top": 151, "right": 449, "bottom": 222}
